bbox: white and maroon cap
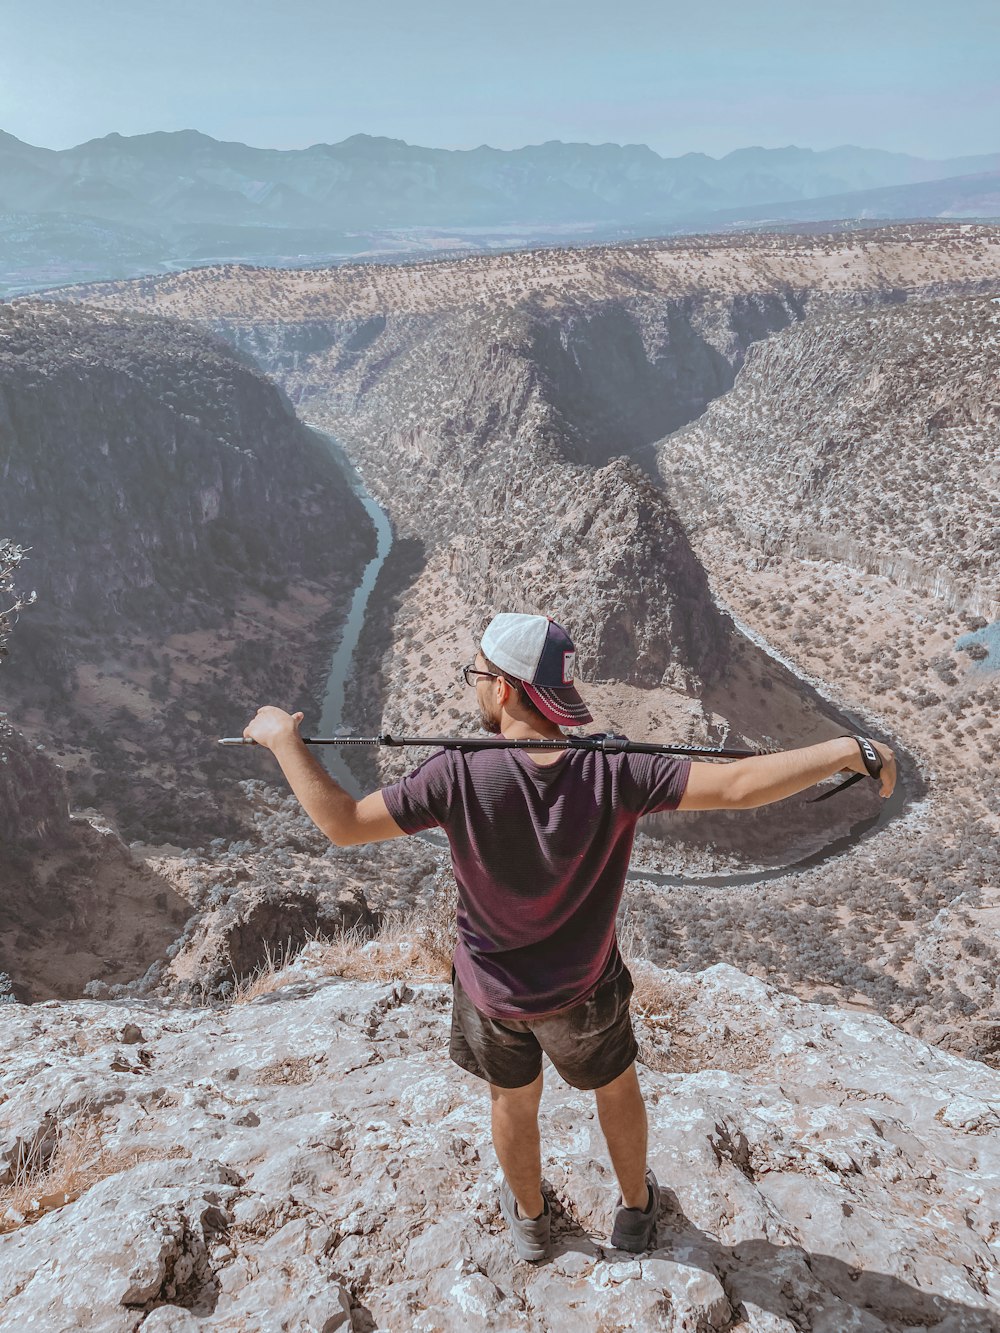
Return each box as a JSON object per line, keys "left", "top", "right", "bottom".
{"left": 480, "top": 612, "right": 593, "bottom": 727}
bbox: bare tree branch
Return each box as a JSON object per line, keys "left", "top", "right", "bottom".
{"left": 0, "top": 541, "right": 36, "bottom": 665}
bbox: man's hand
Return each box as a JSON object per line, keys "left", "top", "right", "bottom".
{"left": 842, "top": 738, "right": 897, "bottom": 799}
{"left": 240, "top": 706, "right": 404, "bottom": 847}
{"left": 243, "top": 706, "right": 304, "bottom": 752}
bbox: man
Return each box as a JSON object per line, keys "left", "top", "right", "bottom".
{"left": 243, "top": 612, "right": 896, "bottom": 1261}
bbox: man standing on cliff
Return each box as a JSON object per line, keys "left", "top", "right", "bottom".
{"left": 243, "top": 611, "right": 896, "bottom": 1261}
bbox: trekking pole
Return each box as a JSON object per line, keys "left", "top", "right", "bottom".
{"left": 218, "top": 732, "right": 760, "bottom": 760}
{"left": 218, "top": 730, "right": 887, "bottom": 800}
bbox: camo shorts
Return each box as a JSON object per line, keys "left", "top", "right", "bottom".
{"left": 449, "top": 963, "right": 638, "bottom": 1090}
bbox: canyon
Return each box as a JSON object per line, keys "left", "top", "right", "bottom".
{"left": 42, "top": 222, "right": 998, "bottom": 1055}
{"left": 1, "top": 223, "right": 997, "bottom": 1329}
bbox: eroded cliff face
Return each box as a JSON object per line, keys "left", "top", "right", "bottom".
{"left": 0, "top": 722, "right": 196, "bottom": 1004}
{"left": 0, "top": 728, "right": 71, "bottom": 856}
{"left": 221, "top": 291, "right": 801, "bottom": 476}
{"left": 0, "top": 302, "right": 375, "bottom": 843}
{"left": 0, "top": 303, "right": 372, "bottom": 641}
{"left": 657, "top": 293, "right": 1000, "bottom": 619}
{"left": 286, "top": 300, "right": 745, "bottom": 690}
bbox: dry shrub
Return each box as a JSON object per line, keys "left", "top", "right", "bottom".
{"left": 230, "top": 937, "right": 303, "bottom": 1006}
{"left": 619, "top": 901, "right": 679, "bottom": 1018}
{"left": 256, "top": 1055, "right": 322, "bottom": 1085}
{"left": 0, "top": 1109, "right": 191, "bottom": 1235}
{"left": 229, "top": 872, "right": 460, "bottom": 999}
{"left": 626, "top": 959, "right": 687, "bottom": 1073}
{"left": 313, "top": 920, "right": 428, "bottom": 983}
{"left": 629, "top": 963, "right": 680, "bottom": 1022}
{"left": 617, "top": 903, "right": 646, "bottom": 969}
{"left": 619, "top": 902, "right": 696, "bottom": 1073}
{"left": 318, "top": 879, "right": 456, "bottom": 983}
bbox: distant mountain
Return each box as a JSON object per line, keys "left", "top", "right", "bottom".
{"left": 1, "top": 129, "right": 999, "bottom": 295}
{"left": 4, "top": 129, "right": 999, "bottom": 229}
{"left": 701, "top": 170, "right": 1000, "bottom": 228}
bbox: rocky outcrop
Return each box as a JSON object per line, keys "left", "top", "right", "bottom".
{"left": 0, "top": 717, "right": 198, "bottom": 1005}
{"left": 0, "top": 301, "right": 375, "bottom": 841}
{"left": 1, "top": 958, "right": 998, "bottom": 1331}
{"left": 93, "top": 779, "right": 446, "bottom": 1007}
{"left": 0, "top": 727, "right": 71, "bottom": 856}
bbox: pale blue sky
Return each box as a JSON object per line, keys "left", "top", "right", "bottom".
{"left": 2, "top": 0, "right": 998, "bottom": 159}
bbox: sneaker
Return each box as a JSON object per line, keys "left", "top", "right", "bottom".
{"left": 610, "top": 1169, "right": 660, "bottom": 1253}
{"left": 498, "top": 1177, "right": 551, "bottom": 1262}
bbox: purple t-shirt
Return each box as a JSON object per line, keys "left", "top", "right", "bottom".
{"left": 381, "top": 742, "right": 690, "bottom": 1019}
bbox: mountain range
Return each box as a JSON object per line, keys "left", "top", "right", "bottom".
{"left": 4, "top": 129, "right": 999, "bottom": 227}
{"left": 1, "top": 129, "right": 999, "bottom": 296}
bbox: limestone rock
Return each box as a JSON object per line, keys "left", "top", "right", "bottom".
{"left": 2, "top": 960, "right": 999, "bottom": 1330}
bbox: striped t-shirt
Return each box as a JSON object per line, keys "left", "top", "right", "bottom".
{"left": 381, "top": 742, "right": 690, "bottom": 1019}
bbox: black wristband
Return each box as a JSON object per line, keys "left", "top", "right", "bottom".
{"left": 848, "top": 734, "right": 882, "bottom": 780}
{"left": 812, "top": 735, "right": 885, "bottom": 803}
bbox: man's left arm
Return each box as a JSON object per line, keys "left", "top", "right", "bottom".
{"left": 242, "top": 706, "right": 406, "bottom": 847}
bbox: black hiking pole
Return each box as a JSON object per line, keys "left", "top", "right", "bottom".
{"left": 218, "top": 731, "right": 888, "bottom": 800}
{"left": 218, "top": 731, "right": 761, "bottom": 760}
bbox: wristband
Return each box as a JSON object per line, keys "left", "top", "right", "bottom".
{"left": 850, "top": 735, "right": 883, "bottom": 780}
{"left": 810, "top": 734, "right": 883, "bottom": 802}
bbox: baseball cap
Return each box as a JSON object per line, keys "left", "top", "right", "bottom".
{"left": 480, "top": 612, "right": 593, "bottom": 727}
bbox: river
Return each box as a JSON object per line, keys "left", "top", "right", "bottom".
{"left": 309, "top": 429, "right": 393, "bottom": 793}
{"left": 312, "top": 429, "right": 905, "bottom": 890}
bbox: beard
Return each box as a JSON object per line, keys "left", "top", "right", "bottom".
{"left": 479, "top": 703, "right": 502, "bottom": 734}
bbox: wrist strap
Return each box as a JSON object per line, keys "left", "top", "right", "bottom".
{"left": 851, "top": 734, "right": 883, "bottom": 779}
{"left": 810, "top": 734, "right": 882, "bottom": 803}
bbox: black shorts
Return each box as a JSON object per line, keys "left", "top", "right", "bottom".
{"left": 449, "top": 964, "right": 639, "bottom": 1091}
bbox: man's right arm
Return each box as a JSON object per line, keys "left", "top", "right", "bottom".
{"left": 242, "top": 706, "right": 406, "bottom": 846}
{"left": 677, "top": 736, "right": 896, "bottom": 811}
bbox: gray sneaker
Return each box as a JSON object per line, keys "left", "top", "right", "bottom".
{"left": 610, "top": 1169, "right": 660, "bottom": 1253}
{"left": 499, "top": 1177, "right": 551, "bottom": 1262}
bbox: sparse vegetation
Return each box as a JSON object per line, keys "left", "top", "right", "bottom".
{"left": 0, "top": 1107, "right": 191, "bottom": 1236}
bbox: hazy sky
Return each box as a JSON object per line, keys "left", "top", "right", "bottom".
{"left": 2, "top": 0, "right": 998, "bottom": 160}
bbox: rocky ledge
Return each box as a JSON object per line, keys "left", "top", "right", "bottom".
{"left": 1, "top": 959, "right": 998, "bottom": 1331}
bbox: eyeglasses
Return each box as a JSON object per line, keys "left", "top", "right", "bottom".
{"left": 462, "top": 662, "right": 500, "bottom": 688}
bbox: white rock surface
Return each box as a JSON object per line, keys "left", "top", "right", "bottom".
{"left": 2, "top": 958, "right": 999, "bottom": 1331}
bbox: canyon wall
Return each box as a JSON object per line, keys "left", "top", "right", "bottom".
{"left": 0, "top": 301, "right": 375, "bottom": 843}
{"left": 657, "top": 293, "right": 1000, "bottom": 620}
{"left": 0, "top": 728, "right": 72, "bottom": 856}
